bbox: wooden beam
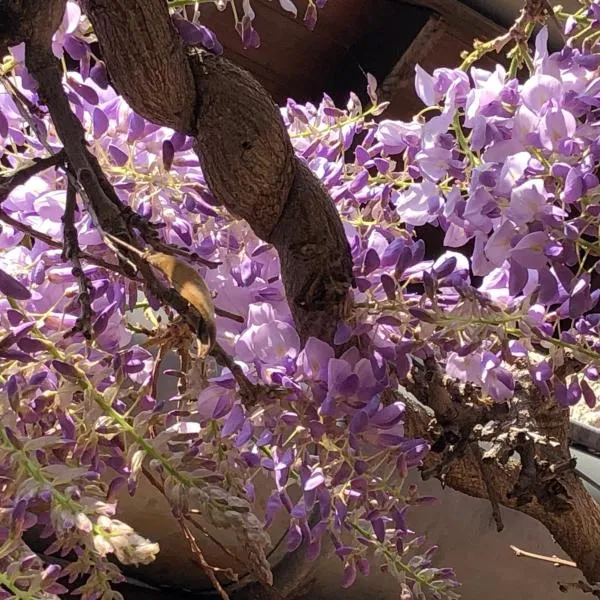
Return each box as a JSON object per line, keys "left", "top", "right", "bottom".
{"left": 380, "top": 14, "right": 446, "bottom": 104}
{"left": 379, "top": 1, "right": 510, "bottom": 119}
{"left": 398, "top": 0, "right": 506, "bottom": 43}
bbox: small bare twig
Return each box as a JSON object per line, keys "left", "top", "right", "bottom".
{"left": 149, "top": 345, "right": 166, "bottom": 400}
{"left": 178, "top": 518, "right": 232, "bottom": 600}
{"left": 178, "top": 345, "right": 190, "bottom": 397}
{"left": 62, "top": 180, "right": 94, "bottom": 339}
{"left": 210, "top": 342, "right": 290, "bottom": 410}
{"left": 510, "top": 545, "right": 577, "bottom": 568}
{"left": 0, "top": 150, "right": 65, "bottom": 203}
{"left": 0, "top": 206, "right": 131, "bottom": 276}
{"left": 141, "top": 465, "right": 245, "bottom": 569}
{"left": 471, "top": 442, "right": 504, "bottom": 532}
{"left": 214, "top": 307, "right": 245, "bottom": 323}
{"left": 0, "top": 74, "right": 46, "bottom": 118}
{"left": 143, "top": 232, "right": 222, "bottom": 270}
{"left": 211, "top": 342, "right": 257, "bottom": 397}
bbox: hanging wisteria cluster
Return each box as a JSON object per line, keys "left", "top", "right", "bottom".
{"left": 168, "top": 0, "right": 328, "bottom": 50}
{"left": 1, "top": 1, "right": 600, "bottom": 599}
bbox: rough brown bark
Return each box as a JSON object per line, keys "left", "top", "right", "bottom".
{"left": 0, "top": 0, "right": 65, "bottom": 50}
{"left": 401, "top": 369, "right": 600, "bottom": 589}
{"left": 74, "top": 0, "right": 196, "bottom": 132}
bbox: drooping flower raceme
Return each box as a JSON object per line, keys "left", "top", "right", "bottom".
{"left": 1, "top": 2, "right": 600, "bottom": 599}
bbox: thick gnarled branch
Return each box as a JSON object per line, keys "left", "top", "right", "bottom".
{"left": 81, "top": 0, "right": 354, "bottom": 345}
{"left": 400, "top": 367, "right": 600, "bottom": 587}
{"left": 0, "top": 150, "right": 65, "bottom": 203}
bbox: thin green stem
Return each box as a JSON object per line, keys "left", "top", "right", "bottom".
{"left": 0, "top": 572, "right": 32, "bottom": 600}
{"left": 167, "top": 0, "right": 217, "bottom": 7}
{"left": 350, "top": 522, "right": 447, "bottom": 594}
{"left": 452, "top": 113, "right": 477, "bottom": 166}
{"left": 289, "top": 105, "right": 380, "bottom": 139}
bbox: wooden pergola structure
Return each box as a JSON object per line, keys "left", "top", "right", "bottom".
{"left": 198, "top": 0, "right": 567, "bottom": 120}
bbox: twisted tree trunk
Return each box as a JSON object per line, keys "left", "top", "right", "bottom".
{"left": 80, "top": 0, "right": 354, "bottom": 346}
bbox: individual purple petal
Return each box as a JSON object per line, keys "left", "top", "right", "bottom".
{"left": 93, "top": 108, "right": 109, "bottom": 138}
{"left": 0, "top": 110, "right": 8, "bottom": 138}
{"left": 581, "top": 379, "right": 596, "bottom": 408}
{"left": 63, "top": 35, "right": 88, "bottom": 60}
{"left": 7, "top": 321, "right": 36, "bottom": 343}
{"left": 162, "top": 140, "right": 175, "bottom": 172}
{"left": 553, "top": 378, "right": 571, "bottom": 408}
{"left": 341, "top": 562, "right": 357, "bottom": 588}
{"left": 339, "top": 373, "right": 359, "bottom": 396}
{"left": 174, "top": 17, "right": 222, "bottom": 52}
{"left": 355, "top": 145, "right": 371, "bottom": 166}
{"left": 122, "top": 346, "right": 152, "bottom": 374}
{"left": 17, "top": 337, "right": 47, "bottom": 354}
{"left": 511, "top": 232, "right": 549, "bottom": 270}
{"left": 287, "top": 501, "right": 305, "bottom": 523}
{"left": 171, "top": 219, "right": 193, "bottom": 246}
{"left": 371, "top": 402, "right": 404, "bottom": 428}
{"left": 563, "top": 167, "right": 584, "bottom": 203}
{"left": 403, "top": 439, "right": 430, "bottom": 466}
{"left": 221, "top": 404, "right": 245, "bottom": 437}
{"left": 68, "top": 79, "right": 99, "bottom": 105}
{"left": 363, "top": 249, "right": 380, "bottom": 275}
{"left": 414, "top": 64, "right": 438, "bottom": 106}
{"left": 5, "top": 375, "right": 18, "bottom": 405}
{"left": 508, "top": 259, "right": 528, "bottom": 296}
{"left": 356, "top": 558, "right": 370, "bottom": 576}
{"left": 350, "top": 410, "right": 369, "bottom": 434}
{"left": 0, "top": 349, "right": 35, "bottom": 363}
{"left": 569, "top": 275, "right": 592, "bottom": 318}
{"left": 303, "top": 1, "right": 317, "bottom": 30}
{"left": 380, "top": 274, "right": 396, "bottom": 300}
{"left": 521, "top": 74, "right": 561, "bottom": 114}
{"left": 106, "top": 477, "right": 127, "bottom": 502}
{"left": 51, "top": 360, "right": 79, "bottom": 380}
{"left": 334, "top": 322, "right": 352, "bottom": 345}
{"left": 90, "top": 61, "right": 109, "bottom": 88}
{"left": 304, "top": 468, "right": 325, "bottom": 491}
{"left": 108, "top": 145, "right": 128, "bottom": 166}
{"left": 235, "top": 420, "right": 254, "bottom": 447}
{"left": 381, "top": 239, "right": 406, "bottom": 267}
{"left": 287, "top": 524, "right": 303, "bottom": 552}
{"left": 127, "top": 113, "right": 145, "bottom": 142}
{"left": 93, "top": 302, "right": 117, "bottom": 335}
{"left": 0, "top": 269, "right": 31, "bottom": 300}
{"left": 57, "top": 409, "right": 76, "bottom": 440}
{"left": 6, "top": 310, "right": 24, "bottom": 326}
{"left": 372, "top": 517, "right": 386, "bottom": 543}
{"left": 434, "top": 256, "right": 456, "bottom": 279}
{"left": 539, "top": 106, "right": 576, "bottom": 151}
{"left": 394, "top": 247, "right": 413, "bottom": 279}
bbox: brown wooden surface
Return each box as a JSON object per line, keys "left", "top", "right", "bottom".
{"left": 198, "top": 0, "right": 507, "bottom": 119}
{"left": 381, "top": 14, "right": 504, "bottom": 119}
